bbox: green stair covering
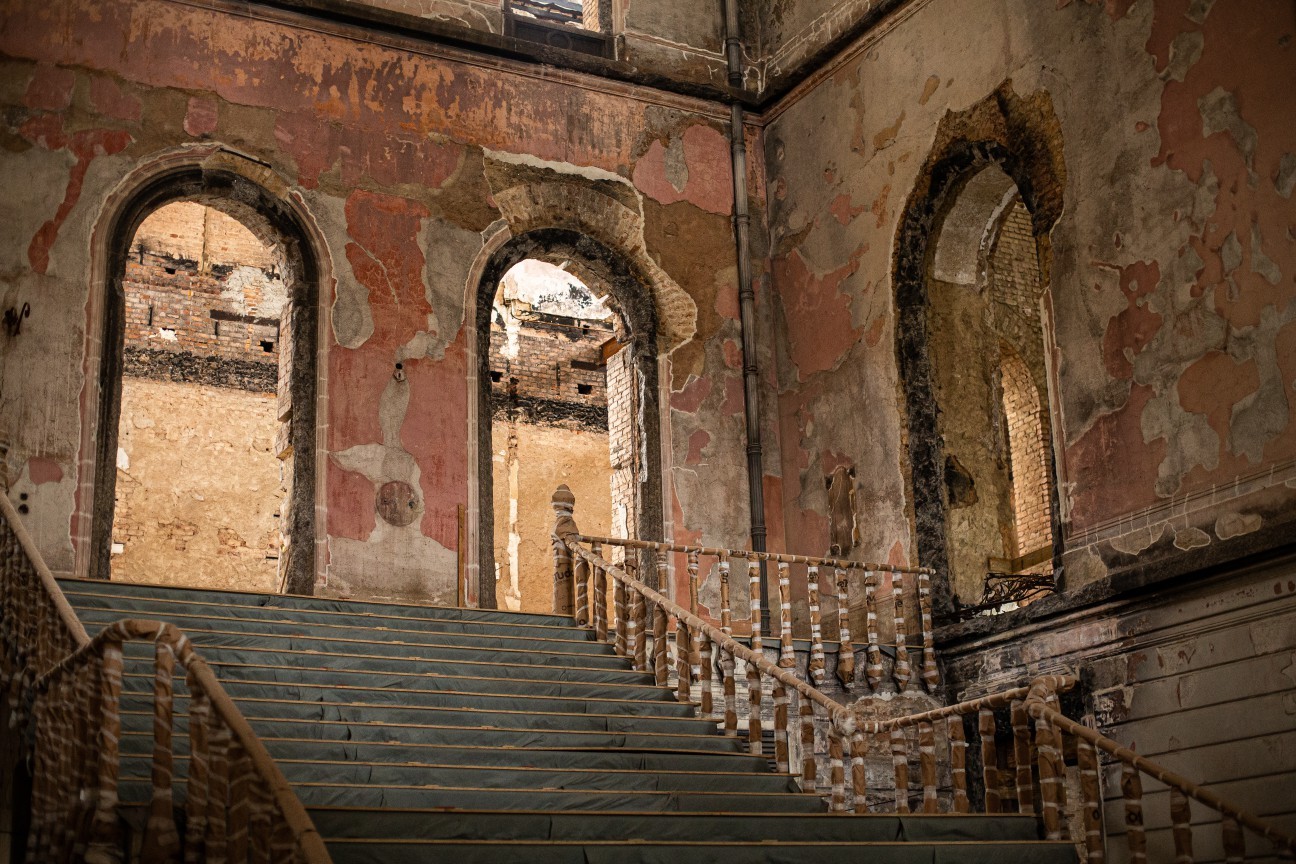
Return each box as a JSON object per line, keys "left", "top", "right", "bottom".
{"left": 59, "top": 577, "right": 1078, "bottom": 863}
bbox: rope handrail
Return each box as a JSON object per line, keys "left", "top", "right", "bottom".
{"left": 1, "top": 493, "right": 332, "bottom": 863}
{"left": 576, "top": 532, "right": 936, "bottom": 575}
{"left": 1024, "top": 677, "right": 1296, "bottom": 857}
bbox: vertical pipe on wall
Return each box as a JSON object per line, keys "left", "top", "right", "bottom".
{"left": 723, "top": 0, "right": 770, "bottom": 627}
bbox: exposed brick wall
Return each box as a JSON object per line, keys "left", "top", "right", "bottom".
{"left": 606, "top": 344, "right": 637, "bottom": 557}
{"left": 988, "top": 198, "right": 1056, "bottom": 568}
{"left": 988, "top": 201, "right": 1041, "bottom": 323}
{"left": 487, "top": 307, "right": 613, "bottom": 427}
{"left": 122, "top": 201, "right": 286, "bottom": 391}
{"left": 1000, "top": 346, "right": 1051, "bottom": 560}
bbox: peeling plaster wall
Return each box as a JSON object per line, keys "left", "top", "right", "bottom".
{"left": 763, "top": 0, "right": 1296, "bottom": 604}
{"left": 0, "top": 0, "right": 763, "bottom": 604}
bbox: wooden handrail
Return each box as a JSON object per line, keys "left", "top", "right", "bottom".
{"left": 1024, "top": 677, "right": 1296, "bottom": 858}
{"left": 577, "top": 532, "right": 935, "bottom": 575}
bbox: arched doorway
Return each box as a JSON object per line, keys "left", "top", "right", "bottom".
{"left": 89, "top": 167, "right": 320, "bottom": 595}
{"left": 894, "top": 122, "right": 1066, "bottom": 616}
{"left": 472, "top": 229, "right": 664, "bottom": 609}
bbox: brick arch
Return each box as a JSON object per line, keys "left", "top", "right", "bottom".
{"left": 467, "top": 227, "right": 667, "bottom": 609}
{"left": 482, "top": 153, "right": 697, "bottom": 354}
{"left": 81, "top": 147, "right": 327, "bottom": 594}
{"left": 892, "top": 82, "right": 1066, "bottom": 617}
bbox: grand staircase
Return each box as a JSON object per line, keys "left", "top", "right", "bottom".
{"left": 58, "top": 576, "right": 1077, "bottom": 863}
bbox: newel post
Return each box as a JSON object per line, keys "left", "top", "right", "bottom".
{"left": 552, "top": 485, "right": 579, "bottom": 617}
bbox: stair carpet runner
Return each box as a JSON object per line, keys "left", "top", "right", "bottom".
{"left": 59, "top": 578, "right": 1076, "bottom": 863}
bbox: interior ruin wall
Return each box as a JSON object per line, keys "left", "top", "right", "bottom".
{"left": 0, "top": 0, "right": 768, "bottom": 611}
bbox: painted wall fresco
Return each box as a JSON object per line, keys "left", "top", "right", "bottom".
{"left": 0, "top": 0, "right": 763, "bottom": 604}
{"left": 763, "top": 0, "right": 1296, "bottom": 601}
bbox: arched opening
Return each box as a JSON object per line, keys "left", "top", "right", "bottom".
{"left": 474, "top": 229, "right": 663, "bottom": 609}
{"left": 89, "top": 169, "right": 319, "bottom": 595}
{"left": 897, "top": 152, "right": 1063, "bottom": 616}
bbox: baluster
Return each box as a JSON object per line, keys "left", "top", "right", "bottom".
{"left": 270, "top": 821, "right": 295, "bottom": 862}
{"left": 748, "top": 558, "right": 763, "bottom": 650}
{"left": 1077, "top": 738, "right": 1104, "bottom": 863}
{"left": 807, "top": 565, "right": 826, "bottom": 685}
{"left": 1037, "top": 709, "right": 1065, "bottom": 840}
{"left": 675, "top": 615, "right": 690, "bottom": 703}
{"left": 917, "top": 570, "right": 939, "bottom": 691}
{"left": 687, "top": 551, "right": 702, "bottom": 701}
{"left": 687, "top": 550, "right": 700, "bottom": 615}
{"left": 74, "top": 661, "right": 104, "bottom": 860}
{"left": 592, "top": 542, "right": 607, "bottom": 642}
{"left": 719, "top": 556, "right": 733, "bottom": 636}
{"left": 652, "top": 601, "right": 669, "bottom": 687}
{"left": 919, "top": 722, "right": 938, "bottom": 813}
{"left": 948, "top": 715, "right": 970, "bottom": 813}
{"left": 1170, "top": 786, "right": 1192, "bottom": 864}
{"left": 747, "top": 664, "right": 763, "bottom": 757}
{"left": 830, "top": 730, "right": 847, "bottom": 812}
{"left": 1221, "top": 815, "right": 1244, "bottom": 863}
{"left": 86, "top": 638, "right": 125, "bottom": 863}
{"left": 864, "top": 570, "right": 883, "bottom": 690}
{"left": 721, "top": 647, "right": 737, "bottom": 736}
{"left": 773, "top": 681, "right": 790, "bottom": 773}
{"left": 249, "top": 779, "right": 274, "bottom": 864}
{"left": 141, "top": 639, "right": 181, "bottom": 864}
{"left": 1121, "top": 763, "right": 1146, "bottom": 863}
{"left": 28, "top": 671, "right": 54, "bottom": 858}
{"left": 207, "top": 719, "right": 231, "bottom": 864}
{"left": 892, "top": 570, "right": 911, "bottom": 691}
{"left": 890, "top": 727, "right": 910, "bottom": 814}
{"left": 614, "top": 571, "right": 627, "bottom": 657}
{"left": 980, "top": 708, "right": 1002, "bottom": 814}
{"left": 573, "top": 555, "right": 590, "bottom": 627}
{"left": 632, "top": 587, "right": 648, "bottom": 672}
{"left": 851, "top": 730, "right": 869, "bottom": 814}
{"left": 657, "top": 551, "right": 670, "bottom": 603}
{"left": 800, "top": 699, "right": 817, "bottom": 792}
{"left": 1011, "top": 699, "right": 1035, "bottom": 816}
{"left": 185, "top": 685, "right": 210, "bottom": 864}
{"left": 699, "top": 630, "right": 713, "bottom": 717}
{"left": 835, "top": 568, "right": 854, "bottom": 689}
{"left": 227, "top": 743, "right": 252, "bottom": 863}
{"left": 777, "top": 562, "right": 795, "bottom": 668}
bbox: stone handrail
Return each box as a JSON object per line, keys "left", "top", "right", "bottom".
{"left": 569, "top": 527, "right": 939, "bottom": 694}
{"left": 0, "top": 493, "right": 332, "bottom": 864}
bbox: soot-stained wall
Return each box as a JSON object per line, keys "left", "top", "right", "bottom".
{"left": 0, "top": 0, "right": 768, "bottom": 606}
{"left": 763, "top": 0, "right": 1296, "bottom": 611}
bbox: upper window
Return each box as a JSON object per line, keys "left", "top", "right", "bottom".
{"left": 504, "top": 0, "right": 613, "bottom": 57}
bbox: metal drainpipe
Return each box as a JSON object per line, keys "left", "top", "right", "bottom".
{"left": 723, "top": 0, "right": 770, "bottom": 629}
